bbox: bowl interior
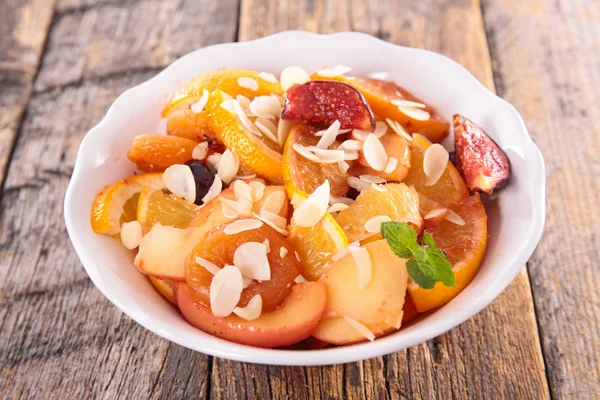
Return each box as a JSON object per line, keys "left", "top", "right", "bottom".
{"left": 65, "top": 32, "right": 544, "bottom": 365}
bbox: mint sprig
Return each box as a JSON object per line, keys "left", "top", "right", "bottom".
{"left": 381, "top": 222, "right": 456, "bottom": 289}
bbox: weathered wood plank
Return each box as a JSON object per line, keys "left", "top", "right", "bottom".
{"left": 0, "top": 0, "right": 55, "bottom": 192}
{"left": 0, "top": 0, "right": 240, "bottom": 398}
{"left": 482, "top": 0, "right": 600, "bottom": 398}
{"left": 231, "top": 0, "right": 550, "bottom": 398}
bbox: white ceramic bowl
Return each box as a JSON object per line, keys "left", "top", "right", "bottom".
{"left": 64, "top": 31, "right": 545, "bottom": 366}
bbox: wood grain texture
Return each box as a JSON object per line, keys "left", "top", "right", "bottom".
{"left": 482, "top": 0, "right": 600, "bottom": 398}
{"left": 236, "top": 0, "right": 550, "bottom": 398}
{"left": 0, "top": 0, "right": 239, "bottom": 398}
{"left": 0, "top": 0, "right": 55, "bottom": 193}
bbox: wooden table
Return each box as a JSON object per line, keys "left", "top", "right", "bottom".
{"left": 1, "top": 0, "right": 598, "bottom": 398}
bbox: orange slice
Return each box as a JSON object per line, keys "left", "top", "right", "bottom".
{"left": 313, "top": 75, "right": 449, "bottom": 143}
{"left": 288, "top": 192, "right": 349, "bottom": 281}
{"left": 205, "top": 90, "right": 283, "bottom": 183}
{"left": 408, "top": 194, "right": 487, "bottom": 312}
{"left": 162, "top": 69, "right": 283, "bottom": 117}
{"left": 136, "top": 187, "right": 198, "bottom": 233}
{"left": 91, "top": 173, "right": 164, "bottom": 235}
{"left": 127, "top": 134, "right": 199, "bottom": 172}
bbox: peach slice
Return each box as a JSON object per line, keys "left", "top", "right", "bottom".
{"left": 149, "top": 277, "right": 177, "bottom": 305}
{"left": 318, "top": 239, "right": 408, "bottom": 325}
{"left": 177, "top": 282, "right": 327, "bottom": 348}
{"left": 312, "top": 316, "right": 397, "bottom": 345}
{"left": 453, "top": 114, "right": 511, "bottom": 194}
{"left": 281, "top": 81, "right": 375, "bottom": 131}
{"left": 134, "top": 224, "right": 205, "bottom": 281}
{"left": 352, "top": 131, "right": 411, "bottom": 182}
{"left": 127, "top": 134, "right": 199, "bottom": 172}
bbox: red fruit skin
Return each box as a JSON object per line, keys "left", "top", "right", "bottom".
{"left": 453, "top": 114, "right": 511, "bottom": 194}
{"left": 282, "top": 81, "right": 375, "bottom": 131}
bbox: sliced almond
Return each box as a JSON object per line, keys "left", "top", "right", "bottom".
{"left": 237, "top": 77, "right": 259, "bottom": 91}
{"left": 263, "top": 238, "right": 270, "bottom": 253}
{"left": 316, "top": 65, "right": 352, "bottom": 78}
{"left": 224, "top": 219, "right": 264, "bottom": 235}
{"left": 258, "top": 72, "right": 278, "bottom": 83}
{"left": 364, "top": 215, "right": 392, "bottom": 233}
{"left": 423, "top": 143, "right": 449, "bottom": 186}
{"left": 217, "top": 149, "right": 239, "bottom": 184}
{"left": 384, "top": 157, "right": 398, "bottom": 174}
{"left": 233, "top": 242, "right": 271, "bottom": 281}
{"left": 316, "top": 120, "right": 342, "bottom": 149}
{"left": 347, "top": 176, "right": 372, "bottom": 192}
{"left": 338, "top": 140, "right": 363, "bottom": 151}
{"left": 363, "top": 134, "right": 388, "bottom": 171}
{"left": 277, "top": 118, "right": 296, "bottom": 148}
{"left": 163, "top": 164, "right": 196, "bottom": 203}
{"left": 121, "top": 221, "right": 142, "bottom": 249}
{"left": 397, "top": 105, "right": 430, "bottom": 121}
{"left": 386, "top": 118, "right": 413, "bottom": 142}
{"left": 359, "top": 174, "right": 386, "bottom": 184}
{"left": 220, "top": 197, "right": 253, "bottom": 216}
{"left": 261, "top": 190, "right": 286, "bottom": 215}
{"left": 235, "top": 174, "right": 257, "bottom": 180}
{"left": 236, "top": 94, "right": 252, "bottom": 109}
{"left": 338, "top": 160, "right": 350, "bottom": 173}
{"left": 424, "top": 208, "right": 448, "bottom": 220}
{"left": 349, "top": 246, "right": 372, "bottom": 290}
{"left": 328, "top": 203, "right": 349, "bottom": 213}
{"left": 329, "top": 195, "right": 354, "bottom": 206}
{"left": 294, "top": 251, "right": 301, "bottom": 262}
{"left": 221, "top": 204, "right": 239, "bottom": 219}
{"left": 192, "top": 142, "right": 209, "bottom": 160}
{"left": 233, "top": 294, "right": 263, "bottom": 321}
{"left": 252, "top": 212, "right": 289, "bottom": 236}
{"left": 190, "top": 89, "right": 209, "bottom": 114}
{"left": 254, "top": 117, "right": 279, "bottom": 144}
{"left": 249, "top": 181, "right": 266, "bottom": 202}
{"left": 259, "top": 209, "right": 287, "bottom": 229}
{"left": 310, "top": 147, "right": 346, "bottom": 163}
{"left": 391, "top": 99, "right": 426, "bottom": 109}
{"left": 195, "top": 256, "right": 221, "bottom": 275}
{"left": 331, "top": 240, "right": 360, "bottom": 261}
{"left": 292, "top": 180, "right": 330, "bottom": 227}
{"left": 249, "top": 95, "right": 281, "bottom": 119}
{"left": 206, "top": 153, "right": 222, "bottom": 170}
{"left": 293, "top": 144, "right": 320, "bottom": 162}
{"left": 210, "top": 265, "right": 244, "bottom": 317}
{"left": 343, "top": 316, "right": 375, "bottom": 341}
{"left": 373, "top": 120, "right": 388, "bottom": 137}
{"left": 446, "top": 209, "right": 466, "bottom": 226}
{"left": 294, "top": 274, "right": 307, "bottom": 283}
{"left": 280, "top": 66, "right": 310, "bottom": 90}
{"left": 279, "top": 247, "right": 288, "bottom": 258}
{"left": 232, "top": 179, "right": 253, "bottom": 202}
{"left": 372, "top": 184, "right": 388, "bottom": 192}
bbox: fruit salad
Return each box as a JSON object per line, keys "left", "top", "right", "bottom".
{"left": 90, "top": 65, "right": 511, "bottom": 349}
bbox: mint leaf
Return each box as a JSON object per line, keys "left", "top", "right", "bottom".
{"left": 380, "top": 221, "right": 455, "bottom": 289}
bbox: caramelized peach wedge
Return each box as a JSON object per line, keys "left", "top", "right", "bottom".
{"left": 90, "top": 65, "right": 511, "bottom": 348}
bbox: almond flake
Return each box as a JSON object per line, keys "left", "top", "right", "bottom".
{"left": 397, "top": 105, "right": 430, "bottom": 121}
{"left": 192, "top": 142, "right": 209, "bottom": 160}
{"left": 423, "top": 143, "right": 449, "bottom": 186}
{"left": 236, "top": 94, "right": 252, "bottom": 109}
{"left": 294, "top": 274, "right": 307, "bottom": 283}
{"left": 424, "top": 208, "right": 448, "bottom": 220}
{"left": 349, "top": 246, "right": 372, "bottom": 290}
{"left": 279, "top": 247, "right": 288, "bottom": 258}
{"left": 254, "top": 117, "right": 279, "bottom": 143}
{"left": 233, "top": 101, "right": 263, "bottom": 136}
{"left": 220, "top": 98, "right": 238, "bottom": 114}
{"left": 277, "top": 119, "right": 296, "bottom": 148}
{"left": 372, "top": 184, "right": 387, "bottom": 192}
{"left": 233, "top": 242, "right": 271, "bottom": 281}
{"left": 359, "top": 175, "right": 386, "bottom": 184}
{"left": 373, "top": 121, "right": 388, "bottom": 137}
{"left": 338, "top": 140, "right": 363, "bottom": 151}
{"left": 190, "top": 89, "right": 209, "bottom": 114}
{"left": 242, "top": 276, "right": 253, "bottom": 288}
{"left": 363, "top": 134, "right": 388, "bottom": 171}
{"left": 258, "top": 71, "right": 278, "bottom": 83}
{"left": 224, "top": 219, "right": 264, "bottom": 235}
{"left": 338, "top": 161, "right": 350, "bottom": 173}
{"left": 221, "top": 204, "right": 239, "bottom": 219}
{"left": 221, "top": 197, "right": 252, "bottom": 216}
{"left": 163, "top": 164, "right": 196, "bottom": 203}
{"left": 343, "top": 316, "right": 375, "bottom": 341}
{"left": 249, "top": 96, "right": 281, "bottom": 119}
{"left": 259, "top": 209, "right": 287, "bottom": 229}
{"left": 235, "top": 174, "right": 257, "bottom": 180}
{"left": 331, "top": 240, "right": 360, "bottom": 261}
{"left": 446, "top": 209, "right": 466, "bottom": 226}
{"left": 347, "top": 176, "right": 372, "bottom": 192}
{"left": 261, "top": 190, "right": 286, "bottom": 215}
{"left": 210, "top": 265, "right": 244, "bottom": 317}
{"left": 196, "top": 256, "right": 222, "bottom": 275}
{"left": 217, "top": 149, "right": 239, "bottom": 184}
{"left": 329, "top": 195, "right": 354, "bottom": 205}
{"left": 280, "top": 66, "right": 311, "bottom": 90}
{"left": 293, "top": 180, "right": 330, "bottom": 227}
{"left": 364, "top": 215, "right": 392, "bottom": 233}
{"left": 391, "top": 99, "right": 426, "bottom": 109}
{"left": 232, "top": 180, "right": 253, "bottom": 202}
{"left": 295, "top": 251, "right": 301, "bottom": 262}
{"left": 121, "top": 221, "right": 142, "bottom": 249}
{"left": 206, "top": 153, "right": 222, "bottom": 170}
{"left": 384, "top": 157, "right": 398, "bottom": 174}
{"left": 233, "top": 294, "right": 262, "bottom": 321}
{"left": 263, "top": 238, "right": 270, "bottom": 253}
{"left": 249, "top": 181, "right": 266, "bottom": 202}
{"left": 386, "top": 118, "right": 413, "bottom": 142}
{"left": 310, "top": 147, "right": 346, "bottom": 163}
{"left": 328, "top": 203, "right": 349, "bottom": 213}
{"left": 237, "top": 77, "right": 259, "bottom": 91}
{"left": 316, "top": 65, "right": 352, "bottom": 78}
{"left": 343, "top": 150, "right": 359, "bottom": 161}
{"left": 316, "top": 120, "right": 342, "bottom": 149}
{"left": 252, "top": 212, "right": 288, "bottom": 235}
{"left": 351, "top": 129, "right": 370, "bottom": 141}
{"left": 293, "top": 144, "right": 320, "bottom": 161}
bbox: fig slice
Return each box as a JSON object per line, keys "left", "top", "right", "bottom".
{"left": 281, "top": 81, "right": 375, "bottom": 131}
{"left": 453, "top": 114, "right": 511, "bottom": 194}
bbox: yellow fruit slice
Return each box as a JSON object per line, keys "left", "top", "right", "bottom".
{"left": 149, "top": 277, "right": 177, "bottom": 305}
{"left": 205, "top": 90, "right": 283, "bottom": 183}
{"left": 162, "top": 69, "right": 283, "bottom": 117}
{"left": 408, "top": 194, "right": 488, "bottom": 312}
{"left": 404, "top": 135, "right": 469, "bottom": 208}
{"left": 137, "top": 187, "right": 199, "bottom": 234}
{"left": 91, "top": 173, "right": 164, "bottom": 235}
{"left": 288, "top": 191, "right": 349, "bottom": 281}
{"left": 335, "top": 183, "right": 422, "bottom": 243}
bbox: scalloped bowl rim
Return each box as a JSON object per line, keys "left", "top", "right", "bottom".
{"left": 64, "top": 31, "right": 545, "bottom": 366}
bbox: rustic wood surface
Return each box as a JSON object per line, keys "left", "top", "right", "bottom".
{"left": 0, "top": 0, "right": 597, "bottom": 399}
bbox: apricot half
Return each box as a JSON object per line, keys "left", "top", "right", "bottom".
{"left": 177, "top": 282, "right": 326, "bottom": 348}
